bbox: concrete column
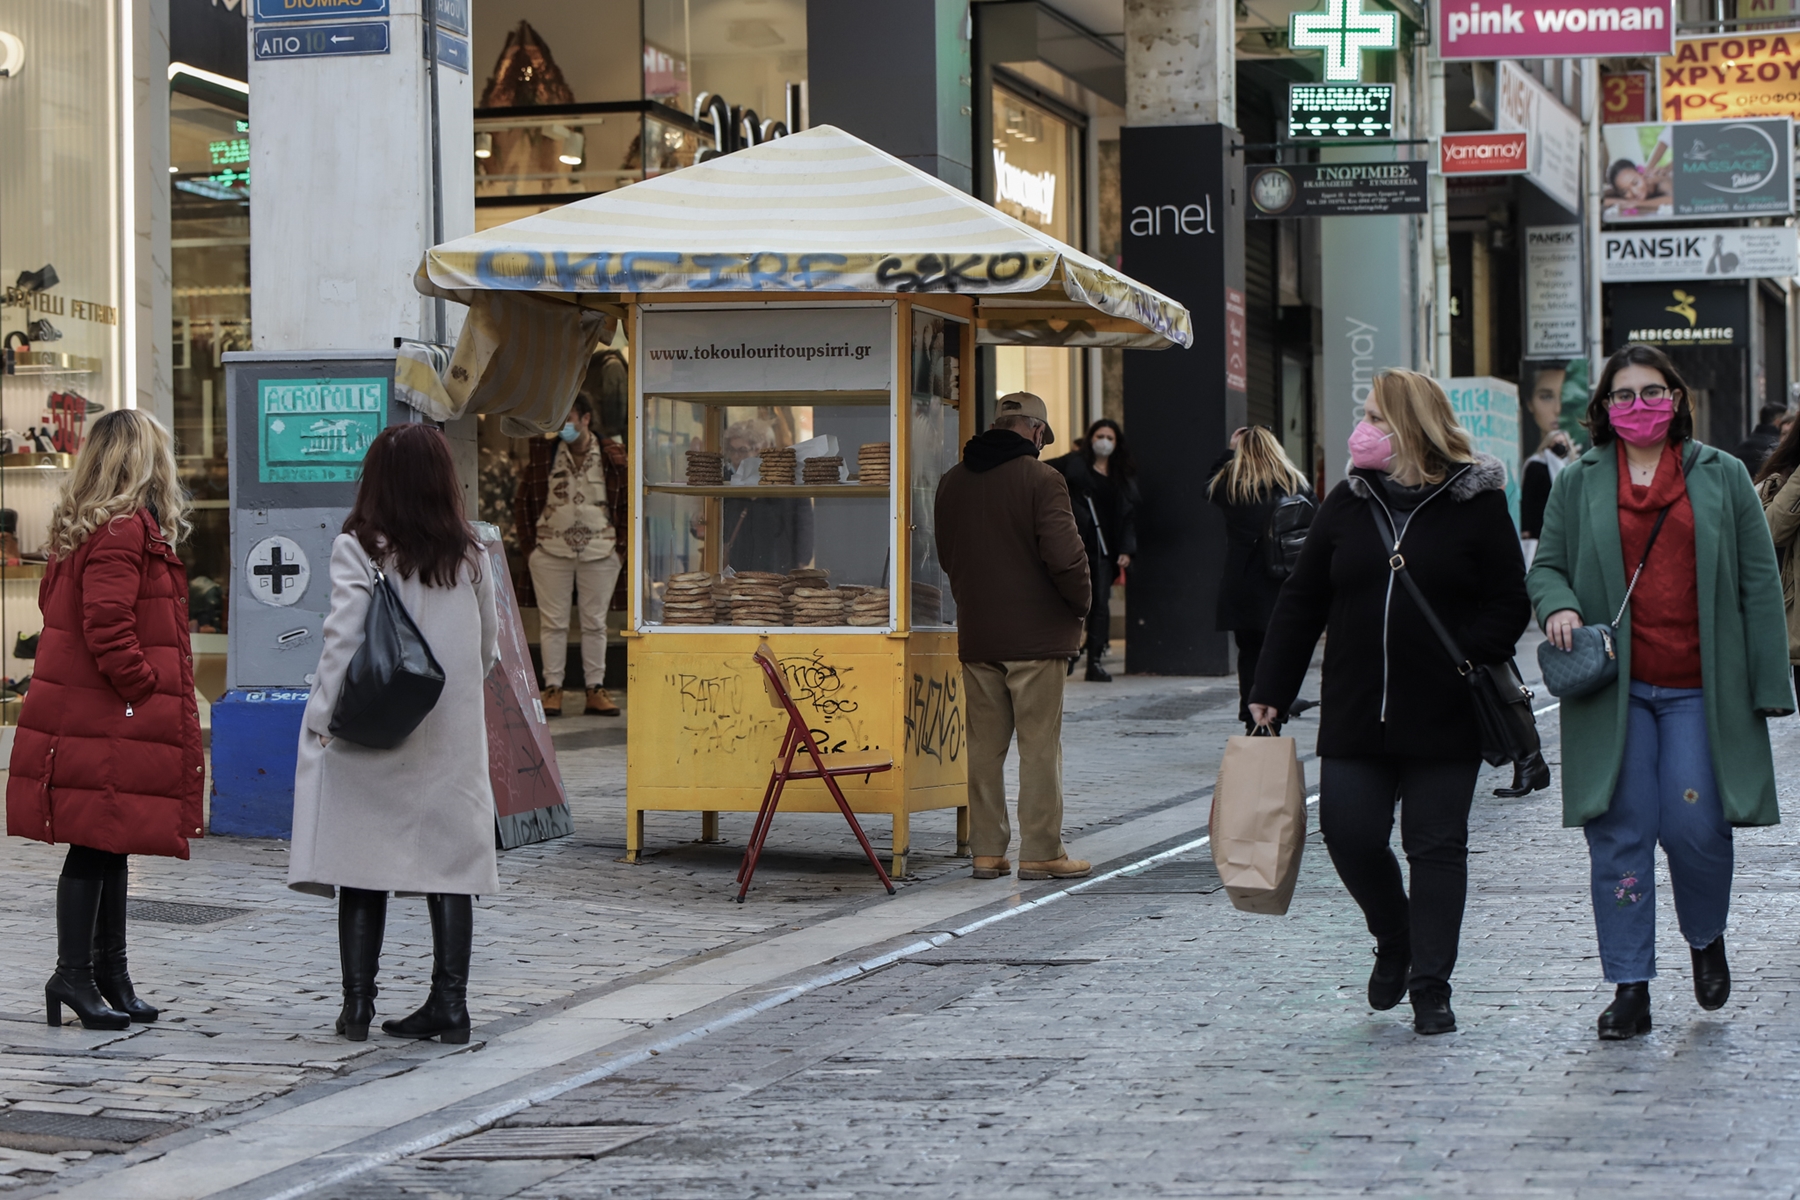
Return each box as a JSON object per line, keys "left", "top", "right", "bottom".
{"left": 807, "top": 0, "right": 972, "bottom": 190}
{"left": 131, "top": 0, "right": 173, "bottom": 424}
{"left": 1120, "top": 0, "right": 1241, "bottom": 676}
{"left": 1124, "top": 0, "right": 1234, "bottom": 127}
{"left": 249, "top": 1, "right": 473, "bottom": 352}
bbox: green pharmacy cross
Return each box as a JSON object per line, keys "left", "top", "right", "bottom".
{"left": 1289, "top": 0, "right": 1398, "bottom": 83}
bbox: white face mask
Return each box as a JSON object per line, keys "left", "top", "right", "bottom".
{"left": 1090, "top": 437, "right": 1116, "bottom": 458}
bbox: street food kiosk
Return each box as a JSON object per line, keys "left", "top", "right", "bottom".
{"left": 414, "top": 125, "right": 1190, "bottom": 876}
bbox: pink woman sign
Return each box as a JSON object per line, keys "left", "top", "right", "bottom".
{"left": 1435, "top": 0, "right": 1674, "bottom": 59}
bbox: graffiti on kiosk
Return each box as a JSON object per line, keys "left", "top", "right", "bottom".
{"left": 668, "top": 671, "right": 743, "bottom": 717}
{"left": 780, "top": 651, "right": 859, "bottom": 718}
{"left": 451, "top": 249, "right": 1057, "bottom": 295}
{"left": 905, "top": 670, "right": 964, "bottom": 764}
{"left": 662, "top": 652, "right": 868, "bottom": 759}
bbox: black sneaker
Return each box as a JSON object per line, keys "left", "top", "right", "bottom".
{"left": 1411, "top": 989, "right": 1457, "bottom": 1035}
{"left": 1368, "top": 944, "right": 1411, "bottom": 1011}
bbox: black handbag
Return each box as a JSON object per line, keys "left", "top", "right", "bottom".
{"left": 328, "top": 559, "right": 445, "bottom": 750}
{"left": 1370, "top": 504, "right": 1551, "bottom": 798}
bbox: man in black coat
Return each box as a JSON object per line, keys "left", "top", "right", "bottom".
{"left": 1733, "top": 402, "right": 1787, "bottom": 476}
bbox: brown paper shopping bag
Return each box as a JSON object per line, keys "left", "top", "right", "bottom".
{"left": 1209, "top": 732, "right": 1307, "bottom": 915}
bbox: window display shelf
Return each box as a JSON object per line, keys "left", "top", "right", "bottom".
{"left": 7, "top": 353, "right": 102, "bottom": 377}
{"left": 1, "top": 454, "right": 73, "bottom": 472}
{"left": 0, "top": 563, "right": 46, "bottom": 581}
{"left": 648, "top": 390, "right": 890, "bottom": 407}
{"left": 645, "top": 482, "right": 889, "bottom": 498}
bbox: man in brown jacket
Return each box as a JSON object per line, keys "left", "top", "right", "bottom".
{"left": 936, "top": 392, "right": 1093, "bottom": 881}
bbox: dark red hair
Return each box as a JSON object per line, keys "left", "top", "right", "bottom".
{"left": 342, "top": 424, "right": 478, "bottom": 587}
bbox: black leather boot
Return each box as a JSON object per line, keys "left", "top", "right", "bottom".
{"left": 46, "top": 877, "right": 129, "bottom": 1030}
{"left": 382, "top": 893, "right": 472, "bottom": 1044}
{"left": 1084, "top": 653, "right": 1112, "bottom": 682}
{"left": 1411, "top": 988, "right": 1457, "bottom": 1035}
{"left": 1692, "top": 936, "right": 1730, "bottom": 1011}
{"left": 336, "top": 887, "right": 386, "bottom": 1041}
{"left": 1368, "top": 941, "right": 1411, "bottom": 1011}
{"left": 93, "top": 863, "right": 157, "bottom": 1023}
{"left": 1494, "top": 752, "right": 1553, "bottom": 798}
{"left": 1598, "top": 981, "right": 1652, "bottom": 1040}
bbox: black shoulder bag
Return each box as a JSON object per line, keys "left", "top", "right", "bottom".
{"left": 1369, "top": 503, "right": 1551, "bottom": 798}
{"left": 328, "top": 558, "right": 446, "bottom": 750}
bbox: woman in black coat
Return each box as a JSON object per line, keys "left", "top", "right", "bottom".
{"left": 1207, "top": 425, "right": 1312, "bottom": 731}
{"left": 1050, "top": 419, "right": 1138, "bottom": 681}
{"left": 1248, "top": 370, "right": 1529, "bottom": 1037}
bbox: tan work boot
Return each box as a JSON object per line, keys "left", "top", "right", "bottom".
{"left": 585, "top": 687, "right": 620, "bottom": 717}
{"left": 972, "top": 856, "right": 1011, "bottom": 880}
{"left": 1018, "top": 857, "right": 1091, "bottom": 881}
{"left": 540, "top": 687, "right": 563, "bottom": 717}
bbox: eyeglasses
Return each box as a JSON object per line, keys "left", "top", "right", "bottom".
{"left": 1605, "top": 385, "right": 1674, "bottom": 405}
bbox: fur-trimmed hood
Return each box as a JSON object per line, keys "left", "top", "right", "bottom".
{"left": 1345, "top": 453, "right": 1509, "bottom": 503}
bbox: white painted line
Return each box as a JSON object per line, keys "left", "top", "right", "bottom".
{"left": 1533, "top": 701, "right": 1560, "bottom": 717}
{"left": 254, "top": 795, "right": 1324, "bottom": 1200}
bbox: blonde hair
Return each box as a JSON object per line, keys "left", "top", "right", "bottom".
{"left": 1369, "top": 369, "right": 1475, "bottom": 485}
{"left": 46, "top": 409, "right": 190, "bottom": 558}
{"left": 1208, "top": 426, "right": 1310, "bottom": 504}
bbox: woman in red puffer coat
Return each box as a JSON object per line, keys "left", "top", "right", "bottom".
{"left": 6, "top": 409, "right": 202, "bottom": 1031}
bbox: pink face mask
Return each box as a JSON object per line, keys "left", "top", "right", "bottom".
{"left": 1348, "top": 420, "right": 1396, "bottom": 471}
{"left": 1609, "top": 396, "right": 1675, "bottom": 447}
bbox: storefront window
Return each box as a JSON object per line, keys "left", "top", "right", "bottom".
{"left": 990, "top": 85, "right": 1085, "bottom": 457}
{"left": 645, "top": 0, "right": 807, "bottom": 128}
{"left": 171, "top": 89, "right": 251, "bottom": 634}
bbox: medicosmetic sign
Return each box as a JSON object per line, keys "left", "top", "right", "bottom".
{"left": 1660, "top": 33, "right": 1800, "bottom": 120}
{"left": 1434, "top": 0, "right": 1673, "bottom": 60}
{"left": 1245, "top": 161, "right": 1428, "bottom": 218}
{"left": 639, "top": 304, "right": 892, "bottom": 393}
{"left": 1600, "top": 117, "right": 1793, "bottom": 222}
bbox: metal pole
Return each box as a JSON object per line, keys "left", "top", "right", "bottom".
{"left": 1428, "top": 51, "right": 1450, "bottom": 377}
{"left": 424, "top": 0, "right": 446, "bottom": 343}
{"left": 1582, "top": 61, "right": 1602, "bottom": 382}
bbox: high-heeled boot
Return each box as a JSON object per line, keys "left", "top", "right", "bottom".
{"left": 381, "top": 893, "right": 472, "bottom": 1045}
{"left": 46, "top": 877, "right": 129, "bottom": 1030}
{"left": 93, "top": 863, "right": 157, "bottom": 1023}
{"left": 336, "top": 887, "right": 387, "bottom": 1041}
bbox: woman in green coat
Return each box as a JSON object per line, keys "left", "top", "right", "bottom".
{"left": 1529, "top": 344, "right": 1791, "bottom": 1042}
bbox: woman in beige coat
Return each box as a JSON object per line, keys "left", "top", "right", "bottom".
{"left": 1756, "top": 419, "right": 1800, "bottom": 693}
{"left": 288, "top": 424, "right": 498, "bottom": 1044}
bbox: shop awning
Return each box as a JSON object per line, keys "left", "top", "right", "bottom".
{"left": 418, "top": 124, "right": 1191, "bottom": 352}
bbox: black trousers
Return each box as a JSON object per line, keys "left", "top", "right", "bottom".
{"left": 63, "top": 845, "right": 128, "bottom": 880}
{"left": 1318, "top": 755, "right": 1480, "bottom": 999}
{"left": 1084, "top": 554, "right": 1116, "bottom": 658}
{"left": 1234, "top": 629, "right": 1265, "bottom": 725}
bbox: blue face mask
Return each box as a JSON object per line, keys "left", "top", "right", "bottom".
{"left": 558, "top": 423, "right": 580, "bottom": 443}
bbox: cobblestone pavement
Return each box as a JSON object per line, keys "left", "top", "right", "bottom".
{"left": 0, "top": 646, "right": 1288, "bottom": 1191}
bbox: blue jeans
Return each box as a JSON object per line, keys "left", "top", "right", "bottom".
{"left": 1584, "top": 681, "right": 1733, "bottom": 983}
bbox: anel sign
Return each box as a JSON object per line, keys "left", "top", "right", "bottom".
{"left": 1434, "top": 0, "right": 1674, "bottom": 60}
{"left": 1440, "top": 131, "right": 1531, "bottom": 175}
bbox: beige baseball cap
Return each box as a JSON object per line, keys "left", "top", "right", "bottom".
{"left": 995, "top": 392, "right": 1053, "bottom": 443}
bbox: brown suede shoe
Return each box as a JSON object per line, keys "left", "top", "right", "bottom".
{"left": 1018, "top": 857, "right": 1092, "bottom": 881}
{"left": 585, "top": 687, "right": 621, "bottom": 716}
{"left": 972, "top": 856, "right": 1011, "bottom": 880}
{"left": 540, "top": 687, "right": 563, "bottom": 717}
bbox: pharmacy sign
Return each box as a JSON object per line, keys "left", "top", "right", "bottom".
{"left": 1290, "top": 0, "right": 1400, "bottom": 82}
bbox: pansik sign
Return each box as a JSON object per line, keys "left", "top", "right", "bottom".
{"left": 1660, "top": 34, "right": 1800, "bottom": 120}
{"left": 1440, "top": 131, "right": 1530, "bottom": 174}
{"left": 1524, "top": 227, "right": 1584, "bottom": 357}
{"left": 1246, "top": 161, "right": 1428, "bottom": 218}
{"left": 1600, "top": 118, "right": 1793, "bottom": 221}
{"left": 1599, "top": 226, "right": 1800, "bottom": 281}
{"left": 1288, "top": 83, "right": 1394, "bottom": 139}
{"left": 1435, "top": 0, "right": 1672, "bottom": 60}
{"left": 1497, "top": 62, "right": 1584, "bottom": 213}
{"left": 1607, "top": 282, "right": 1748, "bottom": 346}
{"left": 640, "top": 306, "right": 893, "bottom": 393}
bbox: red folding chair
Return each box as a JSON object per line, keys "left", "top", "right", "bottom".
{"left": 736, "top": 642, "right": 896, "bottom": 903}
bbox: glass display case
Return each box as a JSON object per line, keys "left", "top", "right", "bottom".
{"left": 625, "top": 299, "right": 975, "bottom": 875}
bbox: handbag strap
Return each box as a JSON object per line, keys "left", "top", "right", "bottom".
{"left": 1369, "top": 502, "right": 1474, "bottom": 675}
{"left": 1610, "top": 441, "right": 1696, "bottom": 627}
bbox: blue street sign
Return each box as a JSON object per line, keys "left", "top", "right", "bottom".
{"left": 253, "top": 0, "right": 388, "bottom": 22}
{"left": 427, "top": 27, "right": 469, "bottom": 74}
{"left": 254, "top": 21, "right": 390, "bottom": 59}
{"left": 433, "top": 0, "right": 468, "bottom": 36}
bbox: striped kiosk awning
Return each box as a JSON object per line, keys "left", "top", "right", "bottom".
{"left": 405, "top": 124, "right": 1191, "bottom": 432}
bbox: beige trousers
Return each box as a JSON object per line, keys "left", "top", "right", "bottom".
{"left": 963, "top": 658, "right": 1068, "bottom": 863}
{"left": 529, "top": 549, "right": 622, "bottom": 689}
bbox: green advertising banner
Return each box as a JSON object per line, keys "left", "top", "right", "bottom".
{"left": 1600, "top": 117, "right": 1794, "bottom": 223}
{"left": 257, "top": 378, "right": 386, "bottom": 483}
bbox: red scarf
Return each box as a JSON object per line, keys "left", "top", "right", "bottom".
{"left": 1616, "top": 442, "right": 1700, "bottom": 688}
